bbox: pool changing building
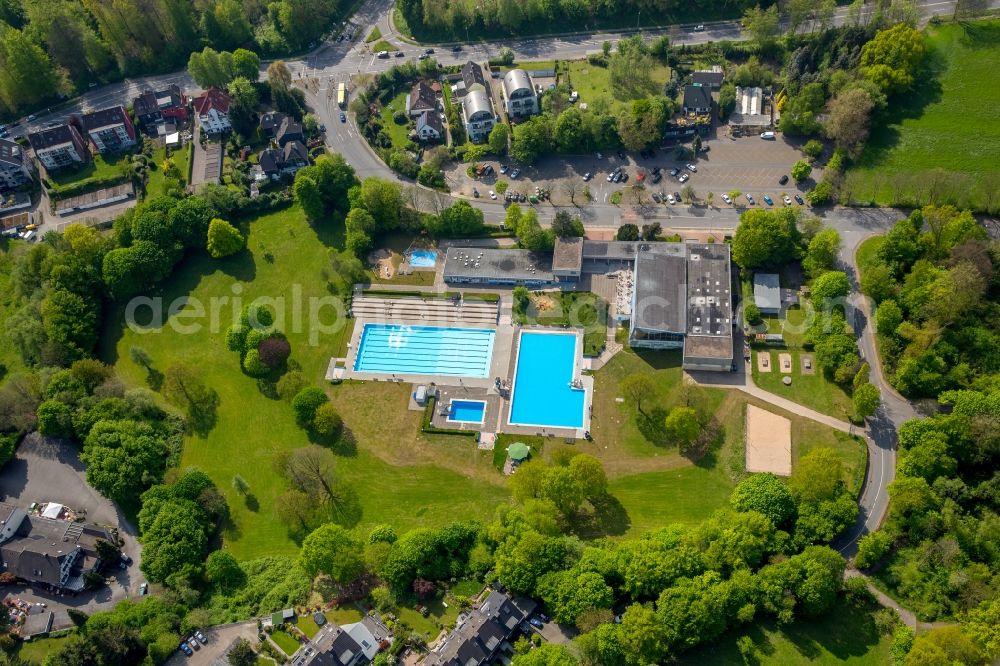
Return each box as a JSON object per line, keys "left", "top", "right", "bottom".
{"left": 443, "top": 239, "right": 734, "bottom": 371}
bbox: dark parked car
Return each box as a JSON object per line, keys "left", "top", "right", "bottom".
{"left": 179, "top": 642, "right": 193, "bottom": 657}
{"left": 778, "top": 174, "right": 789, "bottom": 185}
{"left": 528, "top": 617, "right": 544, "bottom": 629}
{"left": 652, "top": 193, "right": 661, "bottom": 203}
{"left": 425, "top": 48, "right": 434, "bottom": 54}
{"left": 395, "top": 51, "right": 405, "bottom": 57}
{"left": 651, "top": 166, "right": 661, "bottom": 175}
{"left": 652, "top": 172, "right": 662, "bottom": 184}
{"left": 669, "top": 167, "right": 680, "bottom": 177}
{"left": 794, "top": 194, "right": 805, "bottom": 205}
{"left": 451, "top": 45, "right": 462, "bottom": 52}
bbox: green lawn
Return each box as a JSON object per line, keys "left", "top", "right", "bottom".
{"left": 296, "top": 607, "right": 364, "bottom": 638}
{"left": 609, "top": 466, "right": 735, "bottom": 534}
{"left": 855, "top": 236, "right": 884, "bottom": 274}
{"left": 379, "top": 90, "right": 413, "bottom": 151}
{"left": 519, "top": 291, "right": 608, "bottom": 356}
{"left": 398, "top": 595, "right": 461, "bottom": 640}
{"left": 366, "top": 27, "right": 382, "bottom": 42}
{"left": 15, "top": 634, "right": 75, "bottom": 664}
{"left": 678, "top": 598, "right": 892, "bottom": 665}
{"left": 146, "top": 144, "right": 191, "bottom": 197}
{"left": 847, "top": 19, "right": 1000, "bottom": 213}
{"left": 48, "top": 152, "right": 129, "bottom": 187}
{"left": 270, "top": 629, "right": 301, "bottom": 656}
{"left": 105, "top": 205, "right": 508, "bottom": 560}
{"left": 752, "top": 349, "right": 854, "bottom": 421}
{"left": 371, "top": 40, "right": 397, "bottom": 53}
{"left": 566, "top": 60, "right": 672, "bottom": 114}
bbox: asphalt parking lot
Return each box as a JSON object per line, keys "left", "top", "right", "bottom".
{"left": 0, "top": 433, "right": 142, "bottom": 629}
{"left": 449, "top": 130, "right": 821, "bottom": 210}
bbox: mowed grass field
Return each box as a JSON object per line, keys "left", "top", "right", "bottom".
{"left": 589, "top": 348, "right": 865, "bottom": 536}
{"left": 752, "top": 349, "right": 855, "bottom": 421}
{"left": 678, "top": 598, "right": 892, "bottom": 665}
{"left": 567, "top": 60, "right": 672, "bottom": 114}
{"left": 105, "top": 206, "right": 507, "bottom": 560}
{"left": 847, "top": 20, "right": 1000, "bottom": 212}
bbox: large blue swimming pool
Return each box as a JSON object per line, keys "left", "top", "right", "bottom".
{"left": 509, "top": 332, "right": 585, "bottom": 428}
{"left": 354, "top": 324, "right": 495, "bottom": 377}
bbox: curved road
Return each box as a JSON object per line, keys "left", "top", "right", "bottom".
{"left": 10, "top": 0, "right": 956, "bottom": 548}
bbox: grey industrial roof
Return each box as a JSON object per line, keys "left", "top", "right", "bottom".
{"left": 444, "top": 247, "right": 553, "bottom": 282}
{"left": 581, "top": 240, "right": 641, "bottom": 261}
{"left": 502, "top": 69, "right": 533, "bottom": 97}
{"left": 753, "top": 273, "right": 781, "bottom": 311}
{"left": 632, "top": 244, "right": 687, "bottom": 333}
{"left": 685, "top": 243, "right": 733, "bottom": 337}
{"left": 463, "top": 90, "right": 493, "bottom": 119}
{"left": 552, "top": 236, "right": 583, "bottom": 273}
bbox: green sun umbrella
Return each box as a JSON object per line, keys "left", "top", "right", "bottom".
{"left": 507, "top": 442, "right": 530, "bottom": 461}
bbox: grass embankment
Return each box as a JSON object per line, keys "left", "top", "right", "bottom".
{"left": 366, "top": 27, "right": 382, "bottom": 43}
{"left": 847, "top": 20, "right": 1000, "bottom": 213}
{"left": 519, "top": 291, "right": 608, "bottom": 356}
{"left": 588, "top": 349, "right": 865, "bottom": 537}
{"left": 678, "top": 597, "right": 892, "bottom": 665}
{"left": 108, "top": 206, "right": 507, "bottom": 560}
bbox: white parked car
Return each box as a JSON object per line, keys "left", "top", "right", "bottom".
{"left": 583, "top": 172, "right": 592, "bottom": 181}
{"left": 489, "top": 190, "right": 497, "bottom": 199}
{"left": 783, "top": 194, "right": 792, "bottom": 205}
{"left": 666, "top": 193, "right": 676, "bottom": 204}
{"left": 678, "top": 173, "right": 689, "bottom": 183}
{"left": 685, "top": 163, "right": 697, "bottom": 172}
{"left": 721, "top": 193, "right": 732, "bottom": 205}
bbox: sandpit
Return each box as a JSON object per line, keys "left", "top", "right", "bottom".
{"left": 745, "top": 404, "right": 792, "bottom": 476}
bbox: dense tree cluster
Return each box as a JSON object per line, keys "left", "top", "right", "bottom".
{"left": 861, "top": 206, "right": 994, "bottom": 398}
{"left": 226, "top": 303, "right": 292, "bottom": 378}
{"left": 137, "top": 470, "right": 228, "bottom": 586}
{"left": 0, "top": 0, "right": 341, "bottom": 115}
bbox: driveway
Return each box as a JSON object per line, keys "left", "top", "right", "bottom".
{"left": 164, "top": 621, "right": 260, "bottom": 666}
{"left": 0, "top": 433, "right": 142, "bottom": 629}
{"left": 190, "top": 139, "right": 222, "bottom": 188}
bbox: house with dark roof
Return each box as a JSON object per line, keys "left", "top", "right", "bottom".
{"left": 292, "top": 622, "right": 369, "bottom": 666}
{"left": 27, "top": 124, "right": 90, "bottom": 171}
{"left": 0, "top": 502, "right": 113, "bottom": 591}
{"left": 133, "top": 84, "right": 188, "bottom": 131}
{"left": 275, "top": 116, "right": 304, "bottom": 147}
{"left": 77, "top": 105, "right": 137, "bottom": 153}
{"left": 193, "top": 88, "right": 232, "bottom": 134}
{"left": 0, "top": 138, "right": 34, "bottom": 190}
{"left": 682, "top": 85, "right": 713, "bottom": 115}
{"left": 692, "top": 69, "right": 725, "bottom": 89}
{"left": 421, "top": 590, "right": 533, "bottom": 666}
{"left": 259, "top": 140, "right": 309, "bottom": 179}
{"left": 406, "top": 81, "right": 438, "bottom": 117}
{"left": 260, "top": 112, "right": 289, "bottom": 137}
{"left": 461, "top": 62, "right": 487, "bottom": 95}
{"left": 415, "top": 111, "right": 443, "bottom": 142}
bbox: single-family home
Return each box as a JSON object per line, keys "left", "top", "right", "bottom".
{"left": 406, "top": 81, "right": 437, "bottom": 118}
{"left": 461, "top": 61, "right": 487, "bottom": 95}
{"left": 193, "top": 88, "right": 232, "bottom": 135}
{"left": 462, "top": 90, "right": 494, "bottom": 144}
{"left": 133, "top": 84, "right": 188, "bottom": 131}
{"left": 0, "top": 501, "right": 114, "bottom": 592}
{"left": 275, "top": 116, "right": 304, "bottom": 147}
{"left": 259, "top": 140, "right": 309, "bottom": 179}
{"left": 501, "top": 69, "right": 538, "bottom": 119}
{"left": 415, "top": 110, "right": 444, "bottom": 142}
{"left": 682, "top": 85, "right": 713, "bottom": 115}
{"left": 77, "top": 105, "right": 137, "bottom": 153}
{"left": 259, "top": 112, "right": 288, "bottom": 137}
{"left": 0, "top": 138, "right": 34, "bottom": 190}
{"left": 27, "top": 124, "right": 90, "bottom": 171}
{"left": 692, "top": 68, "right": 725, "bottom": 89}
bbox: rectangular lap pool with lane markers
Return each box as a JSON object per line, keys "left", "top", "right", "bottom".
{"left": 353, "top": 324, "right": 496, "bottom": 378}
